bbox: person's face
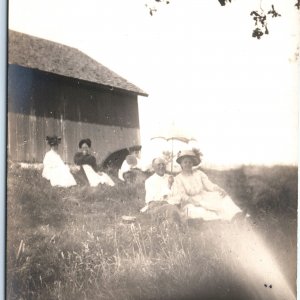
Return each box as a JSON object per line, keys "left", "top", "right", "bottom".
{"left": 81, "top": 143, "right": 90, "bottom": 155}
{"left": 153, "top": 158, "right": 166, "bottom": 176}
{"left": 180, "top": 157, "right": 194, "bottom": 172}
{"left": 51, "top": 144, "right": 58, "bottom": 151}
{"left": 132, "top": 150, "right": 141, "bottom": 159}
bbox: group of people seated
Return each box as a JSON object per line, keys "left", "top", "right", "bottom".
{"left": 143, "top": 150, "right": 244, "bottom": 222}
{"left": 42, "top": 135, "right": 115, "bottom": 188}
{"left": 42, "top": 135, "right": 245, "bottom": 222}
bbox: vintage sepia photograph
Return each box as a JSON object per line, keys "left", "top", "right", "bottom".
{"left": 7, "top": 0, "right": 299, "bottom": 299}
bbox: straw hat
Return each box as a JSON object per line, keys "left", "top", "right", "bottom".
{"left": 128, "top": 145, "right": 142, "bottom": 153}
{"left": 176, "top": 149, "right": 202, "bottom": 166}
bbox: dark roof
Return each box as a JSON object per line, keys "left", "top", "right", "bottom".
{"left": 8, "top": 30, "right": 148, "bottom": 96}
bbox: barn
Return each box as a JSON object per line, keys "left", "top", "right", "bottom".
{"left": 8, "top": 30, "right": 148, "bottom": 165}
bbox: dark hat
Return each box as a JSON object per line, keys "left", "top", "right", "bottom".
{"left": 79, "top": 138, "right": 91, "bottom": 148}
{"left": 128, "top": 145, "right": 142, "bottom": 152}
{"left": 46, "top": 135, "right": 61, "bottom": 146}
{"left": 176, "top": 149, "right": 202, "bottom": 166}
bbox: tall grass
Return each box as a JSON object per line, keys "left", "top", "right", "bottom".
{"left": 7, "top": 164, "right": 297, "bottom": 299}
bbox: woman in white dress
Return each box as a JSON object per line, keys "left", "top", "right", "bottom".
{"left": 42, "top": 136, "right": 77, "bottom": 187}
{"left": 168, "top": 149, "right": 242, "bottom": 221}
{"left": 118, "top": 145, "right": 143, "bottom": 183}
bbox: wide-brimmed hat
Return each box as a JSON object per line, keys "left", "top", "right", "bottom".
{"left": 46, "top": 135, "right": 61, "bottom": 146}
{"left": 176, "top": 149, "right": 202, "bottom": 166}
{"left": 79, "top": 138, "right": 92, "bottom": 148}
{"left": 128, "top": 145, "right": 142, "bottom": 152}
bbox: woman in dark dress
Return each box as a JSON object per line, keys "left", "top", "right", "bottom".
{"left": 74, "top": 139, "right": 114, "bottom": 187}
{"left": 74, "top": 139, "right": 97, "bottom": 169}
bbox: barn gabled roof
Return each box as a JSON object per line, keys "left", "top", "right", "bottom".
{"left": 8, "top": 30, "right": 148, "bottom": 96}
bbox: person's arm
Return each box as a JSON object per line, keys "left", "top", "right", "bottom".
{"left": 200, "top": 171, "right": 227, "bottom": 196}
{"left": 88, "top": 155, "right": 98, "bottom": 171}
{"left": 168, "top": 176, "right": 190, "bottom": 206}
{"left": 74, "top": 152, "right": 83, "bottom": 165}
{"left": 168, "top": 175, "right": 174, "bottom": 189}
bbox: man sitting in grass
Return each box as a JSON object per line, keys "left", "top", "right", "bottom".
{"left": 141, "top": 157, "right": 183, "bottom": 226}
{"left": 143, "top": 157, "right": 173, "bottom": 208}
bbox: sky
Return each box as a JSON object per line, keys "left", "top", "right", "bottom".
{"left": 8, "top": 0, "right": 300, "bottom": 168}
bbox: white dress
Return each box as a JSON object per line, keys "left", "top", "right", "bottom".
{"left": 82, "top": 165, "right": 115, "bottom": 187}
{"left": 169, "top": 170, "right": 241, "bottom": 221}
{"left": 42, "top": 149, "right": 77, "bottom": 187}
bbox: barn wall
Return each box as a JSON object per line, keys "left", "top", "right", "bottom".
{"left": 8, "top": 113, "right": 140, "bottom": 164}
{"left": 8, "top": 64, "right": 142, "bottom": 163}
{"left": 8, "top": 65, "right": 140, "bottom": 127}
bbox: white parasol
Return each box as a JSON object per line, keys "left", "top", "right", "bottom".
{"left": 151, "top": 122, "right": 197, "bottom": 173}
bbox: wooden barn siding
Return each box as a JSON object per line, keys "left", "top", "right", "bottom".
{"left": 8, "top": 113, "right": 141, "bottom": 164}
{"left": 8, "top": 65, "right": 140, "bottom": 128}
{"left": 8, "top": 65, "right": 141, "bottom": 163}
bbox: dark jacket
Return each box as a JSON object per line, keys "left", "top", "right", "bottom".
{"left": 74, "top": 152, "right": 98, "bottom": 171}
{"left": 73, "top": 152, "right": 98, "bottom": 185}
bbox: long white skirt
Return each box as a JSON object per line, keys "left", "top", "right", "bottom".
{"left": 82, "top": 165, "right": 115, "bottom": 187}
{"left": 43, "top": 164, "right": 77, "bottom": 187}
{"left": 42, "top": 150, "right": 77, "bottom": 187}
{"left": 183, "top": 191, "right": 242, "bottom": 221}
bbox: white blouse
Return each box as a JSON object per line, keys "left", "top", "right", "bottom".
{"left": 145, "top": 173, "right": 171, "bottom": 203}
{"left": 169, "top": 170, "right": 219, "bottom": 204}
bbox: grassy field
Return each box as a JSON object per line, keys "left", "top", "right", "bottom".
{"left": 7, "top": 164, "right": 297, "bottom": 300}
